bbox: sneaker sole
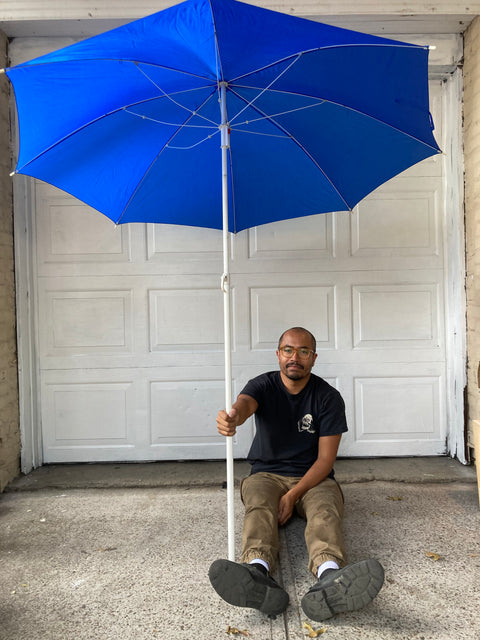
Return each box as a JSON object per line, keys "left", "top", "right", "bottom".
{"left": 301, "top": 558, "right": 384, "bottom": 621}
{"left": 208, "top": 559, "right": 289, "bottom": 616}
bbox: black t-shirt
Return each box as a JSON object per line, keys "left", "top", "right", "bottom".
{"left": 241, "top": 371, "right": 348, "bottom": 478}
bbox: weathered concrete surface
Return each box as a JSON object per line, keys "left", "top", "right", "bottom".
{"left": 5, "top": 456, "right": 477, "bottom": 492}
{"left": 0, "top": 458, "right": 479, "bottom": 639}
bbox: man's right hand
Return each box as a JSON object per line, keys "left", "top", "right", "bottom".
{"left": 216, "top": 408, "right": 238, "bottom": 437}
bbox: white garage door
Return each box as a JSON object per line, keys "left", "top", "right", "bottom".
{"left": 25, "top": 75, "right": 454, "bottom": 464}
{"left": 10, "top": 25, "right": 462, "bottom": 465}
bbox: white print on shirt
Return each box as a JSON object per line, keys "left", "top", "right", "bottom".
{"left": 298, "top": 414, "right": 315, "bottom": 434}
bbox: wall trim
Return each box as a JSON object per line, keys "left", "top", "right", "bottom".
{"left": 443, "top": 68, "right": 468, "bottom": 462}
{"left": 14, "top": 175, "right": 42, "bottom": 472}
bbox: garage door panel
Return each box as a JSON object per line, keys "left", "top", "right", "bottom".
{"left": 250, "top": 285, "right": 336, "bottom": 351}
{"left": 36, "top": 186, "right": 131, "bottom": 267}
{"left": 42, "top": 379, "right": 137, "bottom": 463}
{"left": 351, "top": 185, "right": 440, "bottom": 258}
{"left": 238, "top": 182, "right": 443, "bottom": 274}
{"left": 340, "top": 367, "right": 446, "bottom": 457}
{"left": 354, "top": 376, "right": 441, "bottom": 439}
{"left": 247, "top": 212, "right": 334, "bottom": 260}
{"left": 50, "top": 383, "right": 132, "bottom": 442}
{"left": 150, "top": 379, "right": 225, "bottom": 445}
{"left": 353, "top": 283, "right": 440, "bottom": 349}
{"left": 40, "top": 288, "right": 134, "bottom": 357}
{"left": 147, "top": 222, "right": 224, "bottom": 265}
{"left": 37, "top": 274, "right": 235, "bottom": 369}
{"left": 41, "top": 368, "right": 253, "bottom": 462}
{"left": 149, "top": 288, "right": 225, "bottom": 352}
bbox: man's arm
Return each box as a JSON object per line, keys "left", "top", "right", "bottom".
{"left": 216, "top": 393, "right": 258, "bottom": 437}
{"left": 277, "top": 433, "right": 342, "bottom": 526}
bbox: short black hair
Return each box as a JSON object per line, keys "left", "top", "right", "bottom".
{"left": 278, "top": 327, "right": 316, "bottom": 352}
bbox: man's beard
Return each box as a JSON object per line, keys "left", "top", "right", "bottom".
{"left": 285, "top": 364, "right": 305, "bottom": 380}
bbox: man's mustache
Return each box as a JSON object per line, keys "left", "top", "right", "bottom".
{"left": 286, "top": 362, "right": 304, "bottom": 369}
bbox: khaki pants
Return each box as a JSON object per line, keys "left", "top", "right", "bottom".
{"left": 240, "top": 472, "right": 347, "bottom": 576}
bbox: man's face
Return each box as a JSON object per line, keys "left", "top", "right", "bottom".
{"left": 276, "top": 330, "right": 317, "bottom": 381}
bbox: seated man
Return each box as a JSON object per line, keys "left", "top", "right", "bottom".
{"left": 209, "top": 327, "right": 384, "bottom": 621}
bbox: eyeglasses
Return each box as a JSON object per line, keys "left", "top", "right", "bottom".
{"left": 279, "top": 346, "right": 315, "bottom": 359}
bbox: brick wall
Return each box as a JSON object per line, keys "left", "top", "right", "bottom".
{"left": 464, "top": 17, "right": 480, "bottom": 460}
{"left": 0, "top": 29, "right": 20, "bottom": 491}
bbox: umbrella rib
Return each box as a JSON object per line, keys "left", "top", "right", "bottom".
{"left": 13, "top": 56, "right": 214, "bottom": 83}
{"left": 208, "top": 0, "right": 224, "bottom": 83}
{"left": 166, "top": 129, "right": 221, "bottom": 150}
{"left": 228, "top": 53, "right": 302, "bottom": 126}
{"left": 116, "top": 92, "right": 217, "bottom": 224}
{"left": 230, "top": 100, "right": 325, "bottom": 129}
{"left": 124, "top": 107, "right": 218, "bottom": 131}
{"left": 133, "top": 62, "right": 219, "bottom": 127}
{"left": 229, "top": 87, "right": 352, "bottom": 211}
{"left": 228, "top": 85, "right": 440, "bottom": 155}
{"left": 121, "top": 84, "right": 220, "bottom": 129}
{"left": 14, "top": 85, "right": 220, "bottom": 175}
{"left": 230, "top": 128, "right": 290, "bottom": 139}
{"left": 229, "top": 42, "right": 425, "bottom": 85}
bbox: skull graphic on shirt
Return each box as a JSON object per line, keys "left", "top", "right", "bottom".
{"left": 298, "top": 414, "right": 315, "bottom": 434}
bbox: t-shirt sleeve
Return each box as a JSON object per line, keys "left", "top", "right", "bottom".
{"left": 240, "top": 375, "right": 267, "bottom": 404}
{"left": 318, "top": 387, "right": 348, "bottom": 436}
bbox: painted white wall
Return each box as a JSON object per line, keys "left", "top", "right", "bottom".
{"left": 1, "top": 1, "right": 479, "bottom": 32}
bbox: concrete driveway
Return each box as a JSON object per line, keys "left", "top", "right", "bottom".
{"left": 0, "top": 458, "right": 478, "bottom": 640}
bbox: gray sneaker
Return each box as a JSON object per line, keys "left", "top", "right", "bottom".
{"left": 301, "top": 558, "right": 384, "bottom": 621}
{"left": 208, "top": 559, "right": 289, "bottom": 617}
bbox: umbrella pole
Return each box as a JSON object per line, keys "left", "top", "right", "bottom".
{"left": 220, "top": 81, "right": 235, "bottom": 561}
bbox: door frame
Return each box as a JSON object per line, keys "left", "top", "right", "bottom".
{"left": 443, "top": 68, "right": 467, "bottom": 463}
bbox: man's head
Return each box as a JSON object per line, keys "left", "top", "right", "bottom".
{"left": 276, "top": 327, "right": 317, "bottom": 382}
{"left": 277, "top": 327, "right": 316, "bottom": 352}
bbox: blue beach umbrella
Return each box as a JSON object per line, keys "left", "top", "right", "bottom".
{"left": 3, "top": 0, "right": 440, "bottom": 559}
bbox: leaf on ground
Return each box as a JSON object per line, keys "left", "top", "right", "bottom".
{"left": 226, "top": 626, "right": 250, "bottom": 636}
{"left": 387, "top": 496, "right": 403, "bottom": 501}
{"left": 425, "top": 551, "right": 443, "bottom": 561}
{"left": 302, "top": 621, "right": 327, "bottom": 637}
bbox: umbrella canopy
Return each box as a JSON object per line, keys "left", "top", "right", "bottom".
{"left": 4, "top": 0, "right": 440, "bottom": 560}
{"left": 5, "top": 0, "right": 440, "bottom": 232}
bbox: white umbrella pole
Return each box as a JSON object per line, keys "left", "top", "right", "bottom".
{"left": 220, "top": 81, "right": 235, "bottom": 561}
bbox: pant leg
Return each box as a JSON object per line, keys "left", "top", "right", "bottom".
{"left": 240, "top": 472, "right": 288, "bottom": 572}
{"left": 295, "top": 478, "right": 347, "bottom": 576}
